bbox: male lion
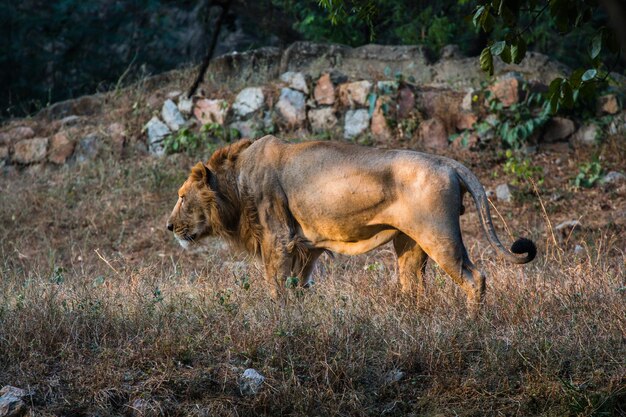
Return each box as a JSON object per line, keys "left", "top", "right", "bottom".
{"left": 167, "top": 135, "right": 536, "bottom": 316}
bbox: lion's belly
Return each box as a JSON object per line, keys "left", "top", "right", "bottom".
{"left": 298, "top": 223, "right": 398, "bottom": 255}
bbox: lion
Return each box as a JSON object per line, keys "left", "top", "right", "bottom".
{"left": 167, "top": 135, "right": 536, "bottom": 316}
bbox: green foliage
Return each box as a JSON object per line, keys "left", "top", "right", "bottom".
{"left": 573, "top": 160, "right": 603, "bottom": 188}
{"left": 163, "top": 124, "right": 238, "bottom": 156}
{"left": 503, "top": 150, "right": 544, "bottom": 187}
{"left": 473, "top": 1, "right": 621, "bottom": 114}
{"left": 488, "top": 88, "right": 550, "bottom": 149}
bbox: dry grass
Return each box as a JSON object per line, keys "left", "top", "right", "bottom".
{"left": 0, "top": 155, "right": 624, "bottom": 417}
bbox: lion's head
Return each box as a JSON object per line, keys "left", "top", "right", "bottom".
{"left": 166, "top": 162, "right": 222, "bottom": 249}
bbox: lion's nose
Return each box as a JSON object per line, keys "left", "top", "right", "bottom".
{"left": 166, "top": 223, "right": 174, "bottom": 231}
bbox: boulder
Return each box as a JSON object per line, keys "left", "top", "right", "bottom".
{"left": 417, "top": 118, "right": 448, "bottom": 149}
{"left": 542, "top": 117, "right": 575, "bottom": 143}
{"left": 233, "top": 87, "right": 265, "bottom": 118}
{"left": 370, "top": 98, "right": 391, "bottom": 140}
{"left": 597, "top": 94, "right": 619, "bottom": 115}
{"left": 397, "top": 85, "right": 416, "bottom": 118}
{"left": 239, "top": 369, "right": 265, "bottom": 396}
{"left": 194, "top": 99, "right": 229, "bottom": 125}
{"left": 488, "top": 72, "right": 524, "bottom": 107}
{"left": 314, "top": 73, "right": 335, "bottom": 105}
{"left": 0, "top": 127, "right": 35, "bottom": 146}
{"left": 338, "top": 80, "right": 372, "bottom": 107}
{"left": 570, "top": 124, "right": 600, "bottom": 147}
{"left": 456, "top": 112, "right": 478, "bottom": 130}
{"left": 73, "top": 133, "right": 102, "bottom": 163}
{"left": 177, "top": 97, "right": 193, "bottom": 115}
{"left": 107, "top": 122, "right": 126, "bottom": 155}
{"left": 275, "top": 88, "right": 306, "bottom": 127}
{"left": 48, "top": 132, "right": 75, "bottom": 164}
{"left": 161, "top": 99, "right": 186, "bottom": 131}
{"left": 344, "top": 109, "right": 371, "bottom": 139}
{"left": 12, "top": 138, "right": 48, "bottom": 164}
{"left": 144, "top": 117, "right": 171, "bottom": 156}
{"left": 308, "top": 107, "right": 338, "bottom": 132}
{"left": 280, "top": 71, "right": 309, "bottom": 94}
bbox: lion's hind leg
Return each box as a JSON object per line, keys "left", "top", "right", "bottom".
{"left": 393, "top": 233, "right": 429, "bottom": 297}
{"left": 418, "top": 234, "right": 485, "bottom": 318}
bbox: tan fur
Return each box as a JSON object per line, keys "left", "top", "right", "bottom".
{"left": 167, "top": 136, "right": 536, "bottom": 316}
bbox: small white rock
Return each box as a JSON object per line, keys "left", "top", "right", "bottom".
{"left": 344, "top": 109, "right": 371, "bottom": 139}
{"left": 602, "top": 171, "right": 626, "bottom": 184}
{"left": 161, "top": 99, "right": 186, "bottom": 131}
{"left": 495, "top": 183, "right": 512, "bottom": 202}
{"left": 177, "top": 97, "right": 193, "bottom": 115}
{"left": 574, "top": 245, "right": 584, "bottom": 255}
{"left": 239, "top": 368, "right": 265, "bottom": 396}
{"left": 280, "top": 72, "right": 309, "bottom": 94}
{"left": 144, "top": 117, "right": 171, "bottom": 156}
{"left": 233, "top": 87, "right": 265, "bottom": 118}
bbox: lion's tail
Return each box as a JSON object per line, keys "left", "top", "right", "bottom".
{"left": 452, "top": 161, "right": 536, "bottom": 264}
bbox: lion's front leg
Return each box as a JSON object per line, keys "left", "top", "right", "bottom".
{"left": 260, "top": 236, "right": 293, "bottom": 299}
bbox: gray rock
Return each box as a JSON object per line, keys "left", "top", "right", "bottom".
{"left": 603, "top": 171, "right": 626, "bottom": 184}
{"left": 280, "top": 71, "right": 309, "bottom": 94}
{"left": 73, "top": 133, "right": 102, "bottom": 163}
{"left": 145, "top": 117, "right": 171, "bottom": 156}
{"left": 0, "top": 386, "right": 28, "bottom": 417}
{"left": 495, "top": 183, "right": 513, "bottom": 202}
{"left": 344, "top": 109, "right": 371, "bottom": 139}
{"left": 308, "top": 107, "right": 338, "bottom": 132}
{"left": 239, "top": 368, "right": 265, "bottom": 396}
{"left": 275, "top": 88, "right": 306, "bottom": 126}
{"left": 570, "top": 124, "right": 600, "bottom": 146}
{"left": 543, "top": 117, "right": 575, "bottom": 143}
{"left": 233, "top": 87, "right": 265, "bottom": 118}
{"left": 161, "top": 99, "right": 186, "bottom": 131}
{"left": 574, "top": 245, "right": 584, "bottom": 255}
{"left": 129, "top": 398, "right": 160, "bottom": 417}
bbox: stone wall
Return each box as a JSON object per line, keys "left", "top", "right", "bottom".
{"left": 1, "top": 42, "right": 625, "bottom": 172}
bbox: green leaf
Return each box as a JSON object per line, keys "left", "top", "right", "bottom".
{"left": 500, "top": 45, "right": 512, "bottom": 64}
{"left": 511, "top": 38, "right": 527, "bottom": 64}
{"left": 560, "top": 81, "right": 574, "bottom": 109}
{"left": 548, "top": 77, "right": 563, "bottom": 97}
{"left": 490, "top": 40, "right": 506, "bottom": 56}
{"left": 480, "top": 47, "right": 494, "bottom": 76}
{"left": 590, "top": 33, "right": 602, "bottom": 59}
{"left": 581, "top": 69, "right": 597, "bottom": 82}
{"left": 482, "top": 13, "right": 495, "bottom": 32}
{"left": 570, "top": 68, "right": 586, "bottom": 88}
{"left": 473, "top": 6, "right": 486, "bottom": 27}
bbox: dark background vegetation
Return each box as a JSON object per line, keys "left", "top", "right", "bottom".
{"left": 0, "top": 0, "right": 619, "bottom": 120}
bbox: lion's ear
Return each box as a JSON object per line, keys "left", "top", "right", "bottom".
{"left": 191, "top": 162, "right": 218, "bottom": 190}
{"left": 204, "top": 165, "right": 219, "bottom": 191}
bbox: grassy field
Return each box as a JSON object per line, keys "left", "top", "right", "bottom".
{"left": 0, "top": 148, "right": 624, "bottom": 416}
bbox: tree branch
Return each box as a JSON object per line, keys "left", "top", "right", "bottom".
{"left": 186, "top": 0, "right": 231, "bottom": 99}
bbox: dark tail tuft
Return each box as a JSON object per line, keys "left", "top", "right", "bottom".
{"left": 510, "top": 238, "right": 537, "bottom": 263}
